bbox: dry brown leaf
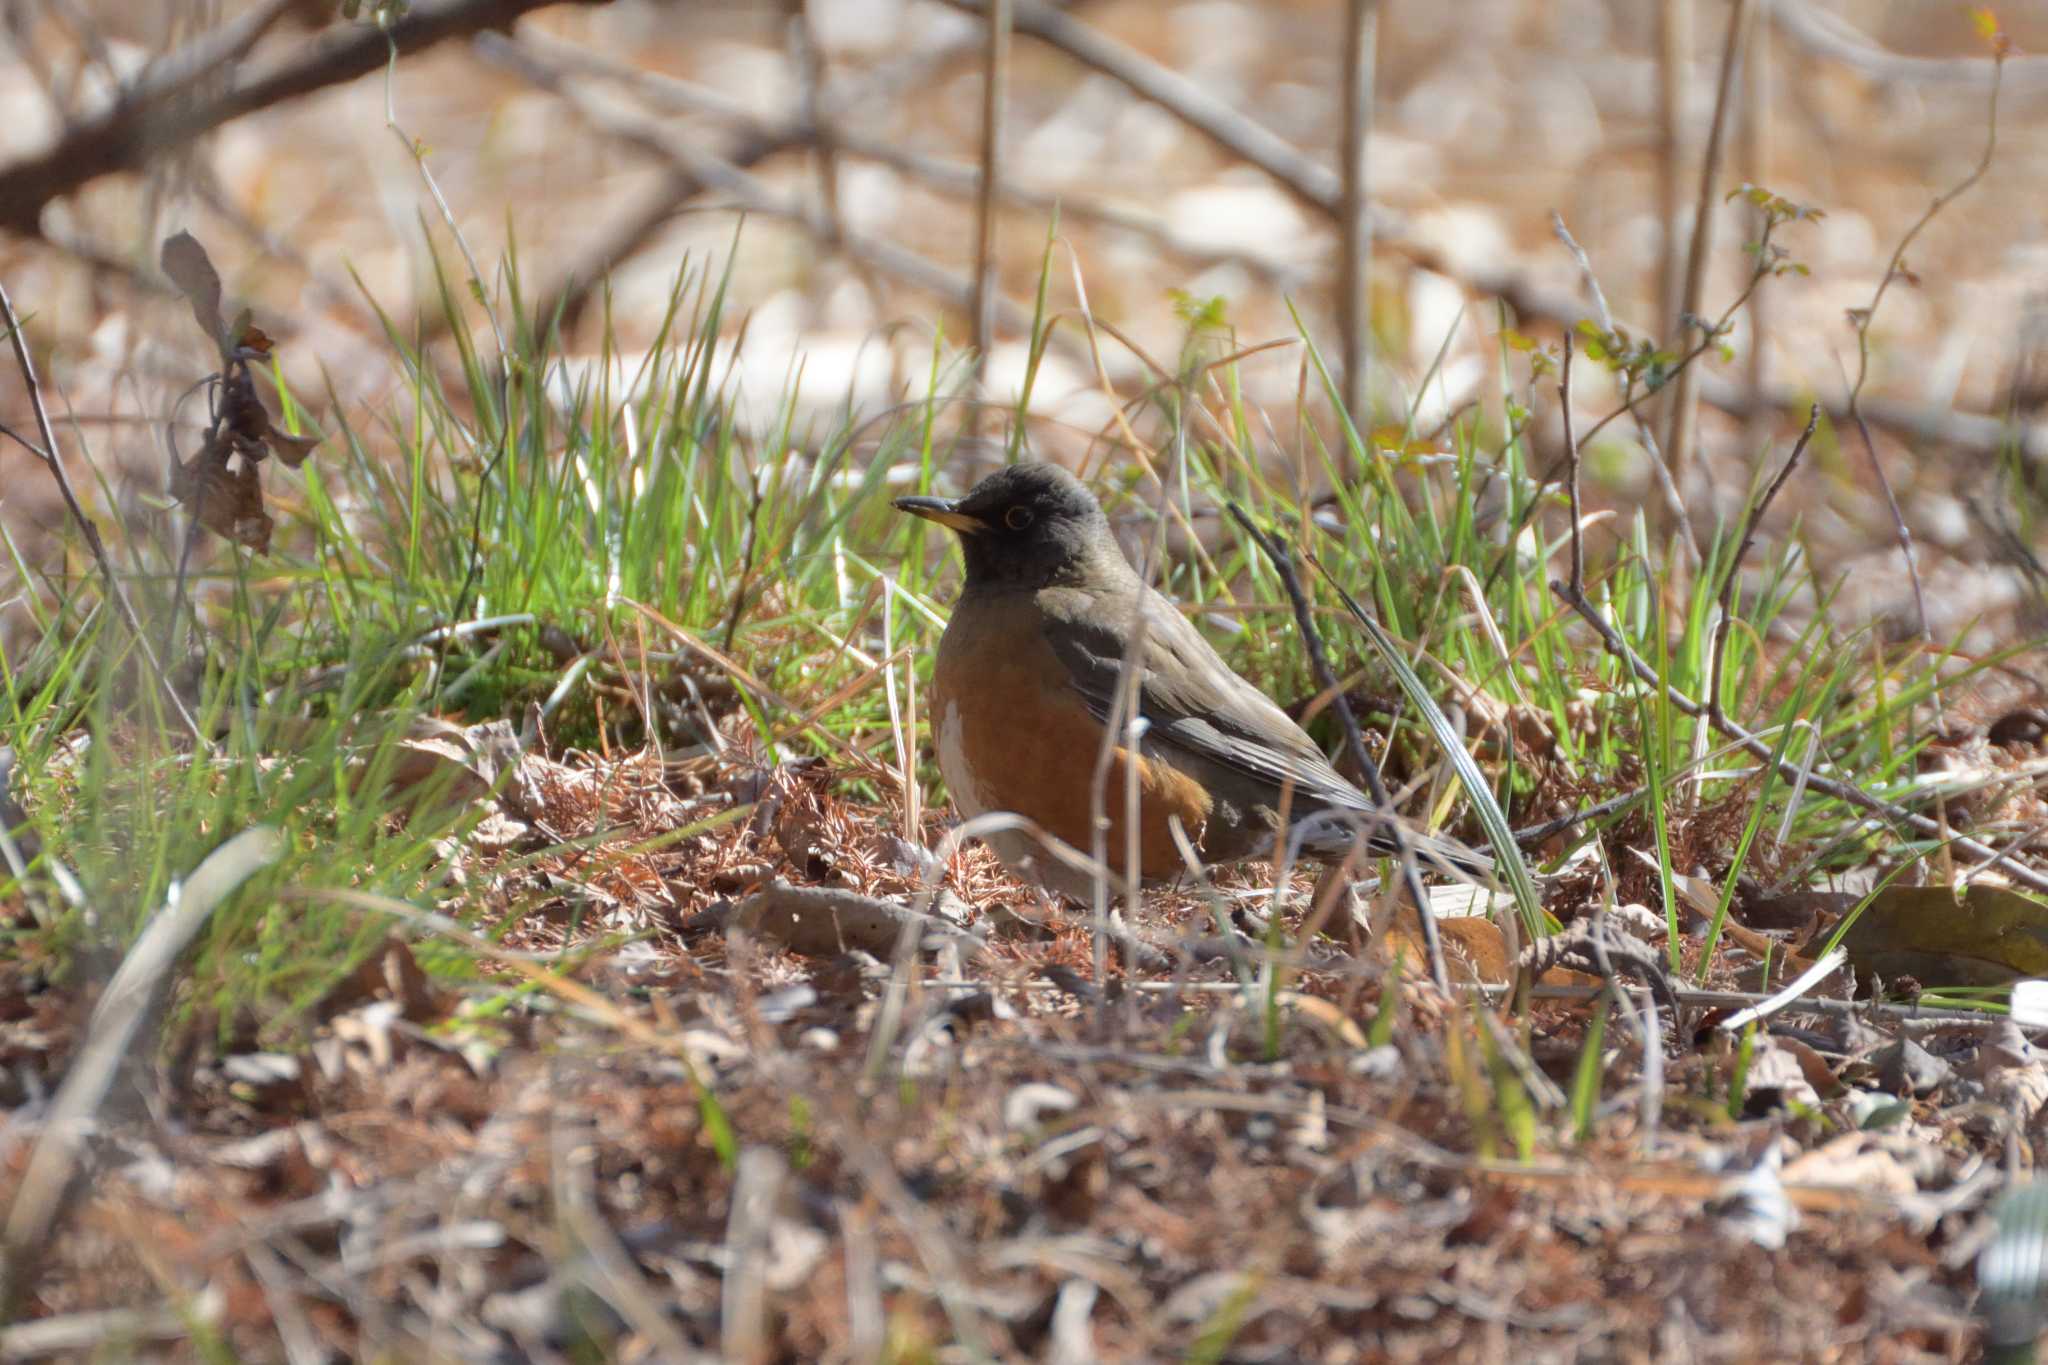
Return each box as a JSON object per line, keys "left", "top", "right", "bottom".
{"left": 168, "top": 440, "right": 273, "bottom": 553}
{"left": 161, "top": 229, "right": 227, "bottom": 355}
{"left": 1843, "top": 884, "right": 2048, "bottom": 987}
{"left": 734, "top": 880, "right": 976, "bottom": 957}
{"left": 1384, "top": 910, "right": 1599, "bottom": 991}
{"left": 160, "top": 230, "right": 323, "bottom": 552}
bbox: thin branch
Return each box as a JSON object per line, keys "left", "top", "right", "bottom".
{"left": 1662, "top": 0, "right": 1757, "bottom": 485}
{"left": 474, "top": 33, "right": 1058, "bottom": 351}
{"left": 883, "top": 0, "right": 2045, "bottom": 481}
{"left": 720, "top": 472, "right": 769, "bottom": 657}
{"left": 0, "top": 829, "right": 283, "bottom": 1318}
{"left": 1510, "top": 787, "right": 1647, "bottom": 847}
{"left": 1707, "top": 405, "right": 1820, "bottom": 728}
{"left": 784, "top": 0, "right": 843, "bottom": 246}
{"left": 0, "top": 279, "right": 206, "bottom": 746}
{"left": 1701, "top": 368, "right": 2048, "bottom": 467}
{"left": 1740, "top": 13, "right": 1774, "bottom": 450}
{"left": 970, "top": 0, "right": 1011, "bottom": 373}
{"left": 1509, "top": 212, "right": 1702, "bottom": 585}
{"left": 941, "top": 0, "right": 1340, "bottom": 212}
{"left": 505, "top": 25, "right": 990, "bottom": 332}
{"left": 1844, "top": 47, "right": 2007, "bottom": 647}
{"left": 517, "top": 28, "right": 1306, "bottom": 292}
{"left": 0, "top": 0, "right": 605, "bottom": 235}
{"left": 1546, "top": 567, "right": 2048, "bottom": 897}
{"left": 1551, "top": 209, "right": 1615, "bottom": 334}
{"left": 1226, "top": 503, "right": 1448, "bottom": 993}
{"left": 1560, "top": 332, "right": 1583, "bottom": 596}
{"left": 1767, "top": 0, "right": 2048, "bottom": 93}
{"left": 1337, "top": 0, "right": 1377, "bottom": 431}
{"left": 1654, "top": 0, "right": 1691, "bottom": 342}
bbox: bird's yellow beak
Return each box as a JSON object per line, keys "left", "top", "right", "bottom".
{"left": 892, "top": 495, "right": 985, "bottom": 534}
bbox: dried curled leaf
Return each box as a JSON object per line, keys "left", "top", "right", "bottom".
{"left": 161, "top": 231, "right": 228, "bottom": 356}
{"left": 170, "top": 435, "right": 273, "bottom": 553}
{"left": 159, "top": 231, "right": 323, "bottom": 549}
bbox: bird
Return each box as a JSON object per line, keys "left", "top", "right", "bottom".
{"left": 893, "top": 461, "right": 1492, "bottom": 900}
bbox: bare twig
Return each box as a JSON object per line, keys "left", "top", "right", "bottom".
{"left": 1630, "top": 983, "right": 1665, "bottom": 1156}
{"left": 1767, "top": 0, "right": 2048, "bottom": 93}
{"left": 720, "top": 472, "right": 769, "bottom": 656}
{"left": 919, "top": 0, "right": 2045, "bottom": 482}
{"left": 0, "top": 0, "right": 605, "bottom": 235}
{"left": 1703, "top": 368, "right": 2048, "bottom": 466}
{"left": 942, "top": 0, "right": 1340, "bottom": 206}
{"left": 519, "top": 28, "right": 1305, "bottom": 292}
{"left": 1560, "top": 332, "right": 1583, "bottom": 596}
{"left": 1551, "top": 210, "right": 1615, "bottom": 335}
{"left": 1510, "top": 787, "right": 1648, "bottom": 846}
{"left": 1338, "top": 0, "right": 1377, "bottom": 431}
{"left": 1662, "top": 0, "right": 1757, "bottom": 485}
{"left": 1844, "top": 45, "right": 2007, "bottom": 646}
{"left": 1085, "top": 450, "right": 1180, "bottom": 991}
{"left": 809, "top": 1082, "right": 996, "bottom": 1357}
{"left": 784, "top": 0, "right": 843, "bottom": 245}
{"left": 970, "top": 0, "right": 1012, "bottom": 373}
{"left": 381, "top": 27, "right": 506, "bottom": 365}
{"left": 720, "top": 1146, "right": 789, "bottom": 1365}
{"left": 506, "top": 26, "right": 989, "bottom": 332}
{"left": 1547, "top": 206, "right": 1788, "bottom": 504}
{"left": 1712, "top": 947, "right": 1848, "bottom": 1034}
{"left": 475, "top": 35, "right": 1057, "bottom": 353}
{"left": 0, "top": 1296, "right": 223, "bottom": 1359}
{"left": 1515, "top": 916, "right": 1679, "bottom": 1019}
{"left": 1740, "top": 14, "right": 1774, "bottom": 450}
{"left": 1546, "top": 557, "right": 2048, "bottom": 896}
{"left": 1491, "top": 213, "right": 1701, "bottom": 595}
{"left": 551, "top": 1110, "right": 697, "bottom": 1359}
{"left": 1707, "top": 405, "right": 1820, "bottom": 728}
{"left": 1226, "top": 503, "right": 1448, "bottom": 992}
{"left": 0, "top": 279, "right": 206, "bottom": 745}
{"left": 1654, "top": 0, "right": 1691, "bottom": 341}
{"left": 241, "top": 1242, "right": 326, "bottom": 1365}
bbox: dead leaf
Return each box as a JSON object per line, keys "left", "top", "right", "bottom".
{"left": 1843, "top": 884, "right": 2048, "bottom": 987}
{"left": 1776, "top": 1035, "right": 1846, "bottom": 1100}
{"left": 1869, "top": 1038, "right": 1952, "bottom": 1098}
{"left": 733, "top": 880, "right": 979, "bottom": 957}
{"left": 216, "top": 361, "right": 319, "bottom": 468}
{"left": 1741, "top": 1038, "right": 1823, "bottom": 1112}
{"left": 1383, "top": 909, "right": 1599, "bottom": 991}
{"left": 160, "top": 231, "right": 323, "bottom": 553}
{"left": 161, "top": 230, "right": 227, "bottom": 355}
{"left": 1967, "top": 1021, "right": 2048, "bottom": 1120}
{"left": 169, "top": 436, "right": 273, "bottom": 552}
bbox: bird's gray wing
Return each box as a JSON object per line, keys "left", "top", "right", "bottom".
{"left": 1039, "top": 586, "right": 1373, "bottom": 813}
{"left": 1040, "top": 586, "right": 1492, "bottom": 877}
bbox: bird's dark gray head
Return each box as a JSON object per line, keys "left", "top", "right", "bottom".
{"left": 893, "top": 462, "right": 1127, "bottom": 590}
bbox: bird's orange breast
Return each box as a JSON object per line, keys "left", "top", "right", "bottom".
{"left": 931, "top": 592, "right": 1211, "bottom": 884}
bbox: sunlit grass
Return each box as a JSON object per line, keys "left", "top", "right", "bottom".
{"left": 0, "top": 224, "right": 2011, "bottom": 1036}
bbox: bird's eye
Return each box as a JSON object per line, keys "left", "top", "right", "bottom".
{"left": 1004, "top": 505, "right": 1034, "bottom": 531}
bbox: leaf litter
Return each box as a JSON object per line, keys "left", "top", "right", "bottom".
{"left": 4, "top": 690, "right": 2040, "bottom": 1361}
